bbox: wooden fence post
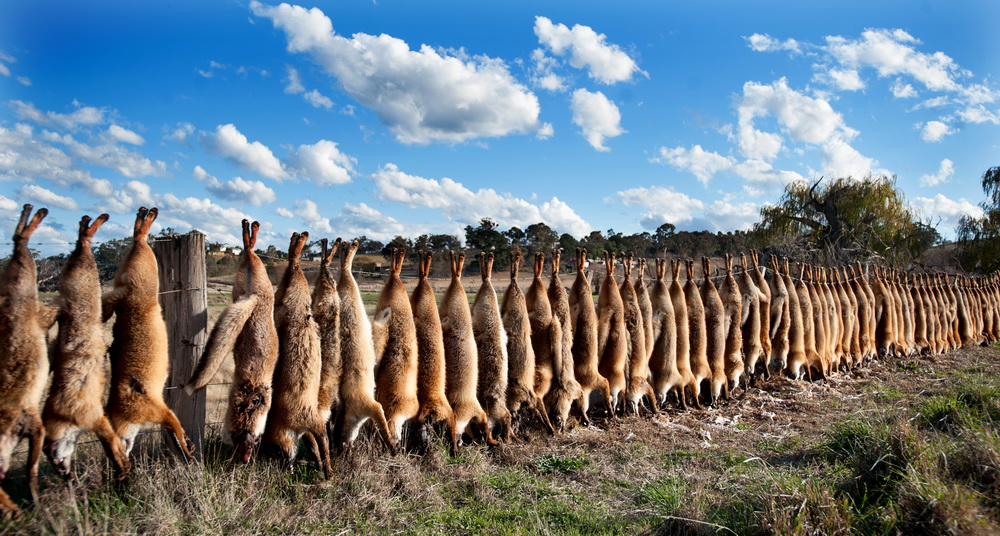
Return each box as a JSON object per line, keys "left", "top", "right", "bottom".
{"left": 153, "top": 231, "right": 208, "bottom": 460}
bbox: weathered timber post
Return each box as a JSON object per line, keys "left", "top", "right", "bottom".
{"left": 154, "top": 231, "right": 208, "bottom": 460}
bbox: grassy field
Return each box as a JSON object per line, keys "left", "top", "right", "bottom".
{"left": 7, "top": 291, "right": 1000, "bottom": 534}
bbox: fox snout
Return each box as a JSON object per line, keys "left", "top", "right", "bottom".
{"left": 232, "top": 431, "right": 259, "bottom": 463}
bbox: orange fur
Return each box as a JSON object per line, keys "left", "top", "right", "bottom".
{"left": 103, "top": 207, "right": 194, "bottom": 462}
{"left": 0, "top": 205, "right": 49, "bottom": 519}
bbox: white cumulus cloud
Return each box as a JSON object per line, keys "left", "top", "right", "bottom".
{"left": 284, "top": 139, "right": 355, "bottom": 186}
{"left": 252, "top": 1, "right": 543, "bottom": 144}
{"left": 284, "top": 65, "right": 305, "bottom": 94}
{"left": 193, "top": 165, "right": 277, "bottom": 206}
{"left": 165, "top": 122, "right": 195, "bottom": 144}
{"left": 294, "top": 199, "right": 333, "bottom": 234}
{"left": 530, "top": 48, "right": 567, "bottom": 92}
{"left": 302, "top": 89, "right": 333, "bottom": 109}
{"left": 824, "top": 29, "right": 962, "bottom": 93}
{"left": 814, "top": 68, "right": 866, "bottom": 91}
{"left": 651, "top": 145, "right": 734, "bottom": 186}
{"left": 911, "top": 193, "right": 983, "bottom": 238}
{"left": 890, "top": 78, "right": 917, "bottom": 98}
{"left": 690, "top": 198, "right": 762, "bottom": 232}
{"left": 617, "top": 186, "right": 706, "bottom": 229}
{"left": 731, "top": 159, "right": 805, "bottom": 188}
{"left": 10, "top": 100, "right": 106, "bottom": 130}
{"left": 202, "top": 123, "right": 286, "bottom": 181}
{"left": 330, "top": 202, "right": 412, "bottom": 242}
{"left": 534, "top": 16, "right": 644, "bottom": 84}
{"left": 570, "top": 89, "right": 625, "bottom": 152}
{"left": 919, "top": 120, "right": 956, "bottom": 142}
{"left": 16, "top": 184, "right": 78, "bottom": 211}
{"left": 744, "top": 33, "right": 801, "bottom": 54}
{"left": 735, "top": 78, "right": 881, "bottom": 177}
{"left": 920, "top": 158, "right": 954, "bottom": 187}
{"left": 0, "top": 123, "right": 112, "bottom": 198}
{"left": 106, "top": 124, "right": 145, "bottom": 145}
{"left": 371, "top": 163, "right": 591, "bottom": 237}
{"left": 42, "top": 130, "right": 167, "bottom": 178}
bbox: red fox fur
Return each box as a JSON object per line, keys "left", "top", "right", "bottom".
{"left": 43, "top": 213, "right": 129, "bottom": 479}
{"left": 568, "top": 249, "right": 613, "bottom": 422}
{"left": 264, "top": 232, "right": 332, "bottom": 478}
{"left": 471, "top": 252, "right": 512, "bottom": 440}
{"left": 440, "top": 252, "right": 495, "bottom": 445}
{"left": 501, "top": 247, "right": 553, "bottom": 434}
{"left": 411, "top": 252, "right": 457, "bottom": 452}
{"left": 546, "top": 249, "right": 585, "bottom": 431}
{"left": 102, "top": 207, "right": 193, "bottom": 461}
{"left": 312, "top": 238, "right": 342, "bottom": 424}
{"left": 0, "top": 205, "right": 50, "bottom": 519}
{"left": 596, "top": 252, "right": 628, "bottom": 414}
{"left": 186, "top": 220, "right": 278, "bottom": 463}
{"left": 372, "top": 249, "right": 420, "bottom": 445}
{"left": 336, "top": 240, "right": 395, "bottom": 452}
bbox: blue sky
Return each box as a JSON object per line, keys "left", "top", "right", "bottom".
{"left": 1, "top": 0, "right": 997, "bottom": 255}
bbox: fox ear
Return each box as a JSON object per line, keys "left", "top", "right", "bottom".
{"left": 86, "top": 214, "right": 110, "bottom": 238}
{"left": 20, "top": 206, "right": 48, "bottom": 240}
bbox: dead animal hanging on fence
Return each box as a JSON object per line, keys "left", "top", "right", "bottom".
{"left": 471, "top": 252, "right": 512, "bottom": 440}
{"left": 648, "top": 258, "right": 685, "bottom": 409}
{"left": 372, "top": 249, "right": 420, "bottom": 446}
{"left": 440, "top": 252, "right": 495, "bottom": 446}
{"left": 43, "top": 213, "right": 130, "bottom": 480}
{"left": 684, "top": 260, "right": 710, "bottom": 408}
{"left": 621, "top": 253, "right": 656, "bottom": 415}
{"left": 263, "top": 232, "right": 332, "bottom": 478}
{"left": 0, "top": 205, "right": 51, "bottom": 520}
{"left": 736, "top": 253, "right": 764, "bottom": 387}
{"left": 312, "top": 238, "right": 342, "bottom": 425}
{"left": 719, "top": 254, "right": 744, "bottom": 392}
{"left": 185, "top": 220, "right": 278, "bottom": 464}
{"left": 597, "top": 251, "right": 628, "bottom": 414}
{"left": 411, "top": 252, "right": 457, "bottom": 453}
{"left": 501, "top": 247, "right": 553, "bottom": 435}
{"left": 568, "top": 248, "right": 613, "bottom": 422}
{"left": 546, "top": 249, "right": 584, "bottom": 431}
{"left": 103, "top": 207, "right": 194, "bottom": 461}
{"left": 526, "top": 253, "right": 555, "bottom": 403}
{"left": 336, "top": 240, "right": 395, "bottom": 452}
{"left": 700, "top": 257, "right": 727, "bottom": 403}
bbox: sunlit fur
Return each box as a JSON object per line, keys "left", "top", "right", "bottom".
{"left": 43, "top": 213, "right": 129, "bottom": 479}
{"left": 684, "top": 260, "right": 710, "bottom": 408}
{"left": 470, "top": 252, "right": 512, "bottom": 440}
{"left": 440, "top": 252, "right": 495, "bottom": 446}
{"left": 312, "top": 238, "right": 342, "bottom": 425}
{"left": 372, "top": 249, "right": 420, "bottom": 446}
{"left": 0, "top": 205, "right": 49, "bottom": 520}
{"left": 186, "top": 220, "right": 278, "bottom": 464}
{"left": 700, "top": 257, "right": 727, "bottom": 403}
{"left": 649, "top": 259, "right": 686, "bottom": 408}
{"left": 336, "top": 240, "right": 395, "bottom": 452}
{"left": 102, "top": 207, "right": 193, "bottom": 462}
{"left": 545, "top": 249, "right": 585, "bottom": 431}
{"left": 501, "top": 247, "right": 553, "bottom": 434}
{"left": 264, "top": 232, "right": 331, "bottom": 479}
{"left": 568, "top": 249, "right": 613, "bottom": 422}
{"left": 411, "top": 251, "right": 457, "bottom": 452}
{"left": 596, "top": 252, "right": 628, "bottom": 414}
{"left": 719, "top": 255, "right": 744, "bottom": 391}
